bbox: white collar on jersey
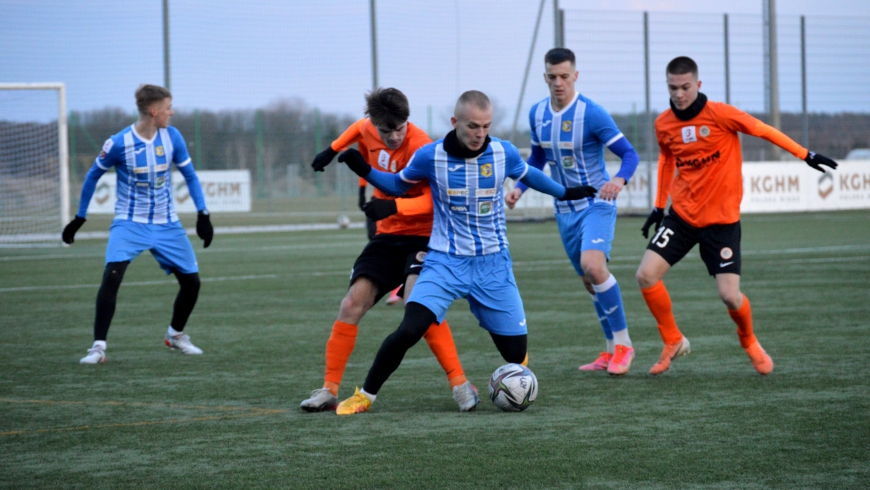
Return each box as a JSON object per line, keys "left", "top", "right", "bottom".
{"left": 548, "top": 92, "right": 580, "bottom": 116}
{"left": 130, "top": 124, "right": 159, "bottom": 145}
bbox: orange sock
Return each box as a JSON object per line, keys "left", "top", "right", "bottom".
{"left": 323, "top": 320, "right": 358, "bottom": 396}
{"left": 640, "top": 280, "right": 684, "bottom": 345}
{"left": 422, "top": 320, "right": 467, "bottom": 388}
{"left": 728, "top": 293, "right": 757, "bottom": 349}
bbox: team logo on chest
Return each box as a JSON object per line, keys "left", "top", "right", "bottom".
{"left": 480, "top": 163, "right": 492, "bottom": 178}
{"left": 681, "top": 126, "right": 697, "bottom": 144}
{"left": 155, "top": 146, "right": 165, "bottom": 157}
{"left": 699, "top": 125, "right": 710, "bottom": 138}
{"left": 562, "top": 120, "right": 572, "bottom": 132}
{"left": 478, "top": 201, "right": 493, "bottom": 215}
{"left": 562, "top": 156, "right": 575, "bottom": 168}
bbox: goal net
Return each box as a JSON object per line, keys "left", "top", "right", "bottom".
{"left": 0, "top": 83, "right": 70, "bottom": 247}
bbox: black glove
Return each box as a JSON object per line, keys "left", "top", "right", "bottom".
{"left": 804, "top": 151, "right": 838, "bottom": 173}
{"left": 358, "top": 186, "right": 367, "bottom": 210}
{"left": 197, "top": 210, "right": 213, "bottom": 248}
{"left": 338, "top": 149, "right": 371, "bottom": 177}
{"left": 363, "top": 198, "right": 398, "bottom": 221}
{"left": 62, "top": 216, "right": 86, "bottom": 244}
{"left": 311, "top": 147, "right": 338, "bottom": 172}
{"left": 641, "top": 208, "right": 665, "bottom": 238}
{"left": 560, "top": 185, "right": 597, "bottom": 201}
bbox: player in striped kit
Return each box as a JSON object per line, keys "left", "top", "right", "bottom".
{"left": 506, "top": 48, "right": 640, "bottom": 375}
{"left": 62, "top": 84, "right": 213, "bottom": 364}
{"left": 333, "top": 90, "right": 597, "bottom": 415}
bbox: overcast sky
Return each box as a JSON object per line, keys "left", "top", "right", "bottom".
{"left": 2, "top": 0, "right": 869, "bottom": 131}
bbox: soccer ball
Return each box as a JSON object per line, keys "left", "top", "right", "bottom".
{"left": 488, "top": 363, "right": 538, "bottom": 412}
{"left": 337, "top": 215, "right": 351, "bottom": 229}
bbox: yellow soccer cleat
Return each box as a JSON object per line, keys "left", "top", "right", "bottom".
{"left": 336, "top": 387, "right": 372, "bottom": 416}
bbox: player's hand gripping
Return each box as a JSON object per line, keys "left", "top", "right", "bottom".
{"left": 804, "top": 151, "right": 838, "bottom": 173}
{"left": 197, "top": 211, "right": 214, "bottom": 248}
{"left": 61, "top": 216, "right": 86, "bottom": 244}
{"left": 311, "top": 147, "right": 338, "bottom": 172}
{"left": 338, "top": 149, "right": 371, "bottom": 177}
{"left": 560, "top": 185, "right": 597, "bottom": 201}
{"left": 641, "top": 208, "right": 665, "bottom": 238}
{"left": 358, "top": 186, "right": 367, "bottom": 210}
{"left": 363, "top": 198, "right": 398, "bottom": 221}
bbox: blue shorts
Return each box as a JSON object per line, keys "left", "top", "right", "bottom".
{"left": 408, "top": 249, "right": 527, "bottom": 336}
{"left": 555, "top": 202, "right": 617, "bottom": 276}
{"left": 105, "top": 219, "right": 198, "bottom": 274}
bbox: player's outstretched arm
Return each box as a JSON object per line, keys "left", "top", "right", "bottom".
{"left": 804, "top": 151, "right": 838, "bottom": 173}
{"left": 641, "top": 208, "right": 665, "bottom": 238}
{"left": 520, "top": 166, "right": 596, "bottom": 201}
{"left": 339, "top": 149, "right": 414, "bottom": 197}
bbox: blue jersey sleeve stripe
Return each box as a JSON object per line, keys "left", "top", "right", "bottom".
{"left": 605, "top": 133, "right": 625, "bottom": 147}
{"left": 175, "top": 157, "right": 192, "bottom": 168}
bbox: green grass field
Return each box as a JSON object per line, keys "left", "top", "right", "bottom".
{"left": 2, "top": 211, "right": 868, "bottom": 489}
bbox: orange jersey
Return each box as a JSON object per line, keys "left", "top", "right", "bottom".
{"left": 655, "top": 100, "right": 808, "bottom": 227}
{"left": 331, "top": 119, "right": 433, "bottom": 236}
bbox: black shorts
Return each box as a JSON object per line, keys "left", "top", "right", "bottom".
{"left": 646, "top": 209, "right": 741, "bottom": 276}
{"left": 350, "top": 234, "right": 430, "bottom": 301}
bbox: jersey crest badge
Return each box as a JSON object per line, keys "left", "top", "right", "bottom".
{"left": 480, "top": 163, "right": 492, "bottom": 177}
{"left": 155, "top": 146, "right": 165, "bottom": 157}
{"left": 681, "top": 126, "right": 697, "bottom": 144}
{"left": 478, "top": 201, "right": 493, "bottom": 215}
{"left": 699, "top": 126, "right": 710, "bottom": 138}
{"left": 100, "top": 139, "right": 113, "bottom": 160}
{"left": 378, "top": 150, "right": 390, "bottom": 170}
{"left": 562, "top": 120, "right": 572, "bottom": 132}
{"left": 561, "top": 156, "right": 575, "bottom": 168}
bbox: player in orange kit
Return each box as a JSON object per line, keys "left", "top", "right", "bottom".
{"left": 636, "top": 56, "right": 838, "bottom": 375}
{"left": 301, "top": 88, "right": 477, "bottom": 412}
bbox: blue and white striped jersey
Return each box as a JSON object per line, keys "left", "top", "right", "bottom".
{"left": 400, "top": 137, "right": 528, "bottom": 256}
{"left": 528, "top": 92, "right": 627, "bottom": 214}
{"left": 78, "top": 125, "right": 206, "bottom": 224}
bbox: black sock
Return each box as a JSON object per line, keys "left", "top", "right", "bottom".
{"left": 170, "top": 272, "right": 201, "bottom": 332}
{"left": 94, "top": 261, "right": 129, "bottom": 341}
{"left": 363, "top": 302, "right": 436, "bottom": 395}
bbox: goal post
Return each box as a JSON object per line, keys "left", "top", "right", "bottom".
{"left": 0, "top": 83, "right": 70, "bottom": 247}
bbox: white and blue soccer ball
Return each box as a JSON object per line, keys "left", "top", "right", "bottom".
{"left": 337, "top": 215, "right": 351, "bottom": 229}
{"left": 488, "top": 363, "right": 538, "bottom": 412}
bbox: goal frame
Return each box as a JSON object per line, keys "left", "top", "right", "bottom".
{"left": 0, "top": 82, "right": 70, "bottom": 245}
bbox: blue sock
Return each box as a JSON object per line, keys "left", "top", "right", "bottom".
{"left": 590, "top": 294, "right": 614, "bottom": 352}
{"left": 593, "top": 274, "right": 631, "bottom": 347}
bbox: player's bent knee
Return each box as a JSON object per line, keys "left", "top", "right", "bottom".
{"left": 101, "top": 261, "right": 129, "bottom": 290}
{"left": 176, "top": 272, "right": 200, "bottom": 293}
{"left": 490, "top": 332, "right": 528, "bottom": 364}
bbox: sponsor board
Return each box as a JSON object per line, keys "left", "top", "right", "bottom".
{"left": 88, "top": 170, "right": 252, "bottom": 213}
{"left": 507, "top": 158, "right": 870, "bottom": 213}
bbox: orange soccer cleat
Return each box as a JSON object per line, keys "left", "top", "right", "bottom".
{"left": 649, "top": 337, "right": 691, "bottom": 375}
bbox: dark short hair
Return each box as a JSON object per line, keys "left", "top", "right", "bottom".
{"left": 545, "top": 47, "right": 575, "bottom": 66}
{"left": 135, "top": 84, "right": 172, "bottom": 114}
{"left": 364, "top": 88, "right": 410, "bottom": 129}
{"left": 666, "top": 56, "right": 699, "bottom": 77}
{"left": 454, "top": 90, "right": 491, "bottom": 117}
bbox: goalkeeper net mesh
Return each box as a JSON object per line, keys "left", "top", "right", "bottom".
{"left": 0, "top": 84, "right": 69, "bottom": 247}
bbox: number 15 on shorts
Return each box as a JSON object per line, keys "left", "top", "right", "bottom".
{"left": 651, "top": 227, "right": 674, "bottom": 248}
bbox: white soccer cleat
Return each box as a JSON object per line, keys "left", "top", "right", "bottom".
{"left": 300, "top": 388, "right": 339, "bottom": 412}
{"left": 80, "top": 346, "right": 106, "bottom": 364}
{"left": 164, "top": 333, "right": 203, "bottom": 355}
{"left": 452, "top": 381, "right": 480, "bottom": 412}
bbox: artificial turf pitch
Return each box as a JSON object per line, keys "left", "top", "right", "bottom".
{"left": 1, "top": 210, "right": 868, "bottom": 489}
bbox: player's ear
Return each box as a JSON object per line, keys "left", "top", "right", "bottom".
{"left": 697, "top": 80, "right": 702, "bottom": 90}
{"left": 450, "top": 116, "right": 458, "bottom": 129}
